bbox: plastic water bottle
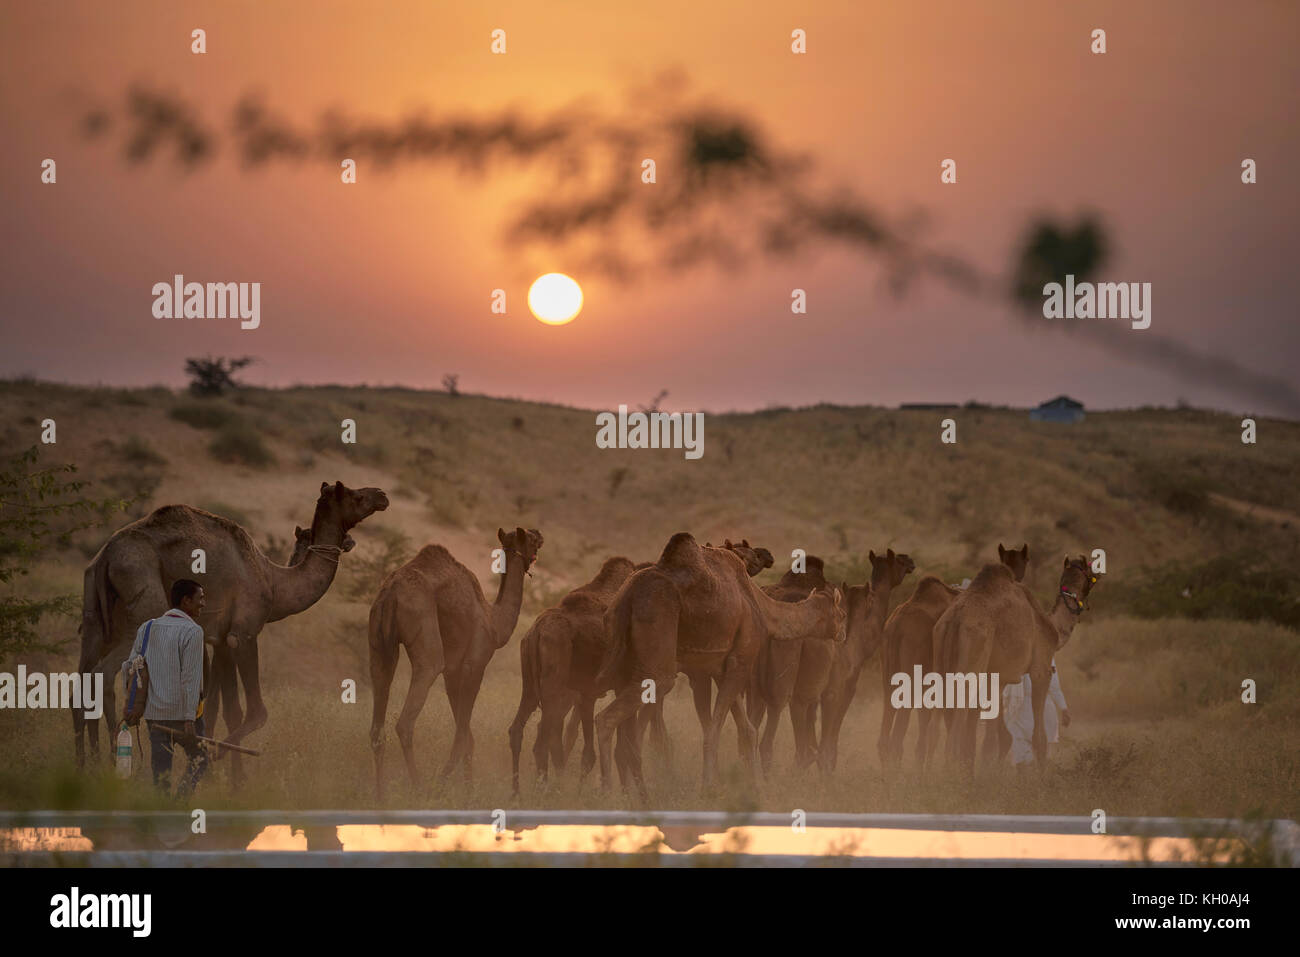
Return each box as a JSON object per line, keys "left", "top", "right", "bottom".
{"left": 115, "top": 724, "right": 132, "bottom": 778}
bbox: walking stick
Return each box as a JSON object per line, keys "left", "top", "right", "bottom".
{"left": 157, "top": 725, "right": 262, "bottom": 756}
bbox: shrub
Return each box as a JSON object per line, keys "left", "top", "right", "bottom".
{"left": 208, "top": 424, "right": 275, "bottom": 468}
{"left": 170, "top": 401, "right": 237, "bottom": 430}
{"left": 115, "top": 434, "right": 166, "bottom": 467}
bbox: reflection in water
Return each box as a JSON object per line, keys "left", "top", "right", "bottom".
{"left": 0, "top": 824, "right": 1239, "bottom": 862}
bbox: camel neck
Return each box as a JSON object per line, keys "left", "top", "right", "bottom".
{"left": 1046, "top": 596, "right": 1080, "bottom": 647}
{"left": 490, "top": 554, "right": 526, "bottom": 647}
{"left": 267, "top": 512, "right": 346, "bottom": 621}
{"left": 753, "top": 583, "right": 831, "bottom": 641}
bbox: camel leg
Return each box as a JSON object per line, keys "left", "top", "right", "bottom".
{"left": 728, "top": 692, "right": 757, "bottom": 772}
{"left": 818, "top": 697, "right": 850, "bottom": 775}
{"left": 368, "top": 637, "right": 399, "bottom": 800}
{"left": 507, "top": 669, "right": 538, "bottom": 797}
{"left": 759, "top": 696, "right": 784, "bottom": 775}
{"left": 979, "top": 718, "right": 1001, "bottom": 768}
{"left": 688, "top": 676, "right": 714, "bottom": 786}
{"left": 562, "top": 704, "right": 581, "bottom": 762}
{"left": 209, "top": 643, "right": 244, "bottom": 786}
{"left": 394, "top": 633, "right": 442, "bottom": 791}
{"left": 916, "top": 710, "right": 936, "bottom": 771}
{"left": 889, "top": 705, "right": 913, "bottom": 770}
{"left": 441, "top": 667, "right": 485, "bottom": 780}
{"left": 229, "top": 633, "right": 267, "bottom": 742}
{"left": 533, "top": 692, "right": 568, "bottom": 785}
{"left": 596, "top": 682, "right": 649, "bottom": 790}
{"left": 706, "top": 657, "right": 754, "bottom": 791}
{"left": 578, "top": 696, "right": 598, "bottom": 779}
{"left": 877, "top": 680, "right": 896, "bottom": 769}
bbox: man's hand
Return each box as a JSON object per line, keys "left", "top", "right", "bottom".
{"left": 1061, "top": 709, "right": 1071, "bottom": 728}
{"left": 182, "top": 720, "right": 197, "bottom": 749}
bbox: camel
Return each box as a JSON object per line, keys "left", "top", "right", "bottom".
{"left": 930, "top": 554, "right": 1096, "bottom": 775}
{"left": 73, "top": 481, "right": 388, "bottom": 767}
{"left": 631, "top": 538, "right": 775, "bottom": 766}
{"left": 368, "top": 526, "right": 543, "bottom": 797}
{"left": 205, "top": 526, "right": 355, "bottom": 780}
{"left": 815, "top": 548, "right": 915, "bottom": 774}
{"left": 593, "top": 532, "right": 843, "bottom": 799}
{"left": 878, "top": 543, "right": 1027, "bottom": 770}
{"left": 507, "top": 555, "right": 643, "bottom": 794}
{"left": 747, "top": 556, "right": 868, "bottom": 773}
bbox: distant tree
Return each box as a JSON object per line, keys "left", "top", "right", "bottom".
{"left": 442, "top": 373, "right": 460, "bottom": 397}
{"left": 640, "top": 389, "right": 669, "bottom": 413}
{"left": 184, "top": 355, "right": 254, "bottom": 396}
{"left": 0, "top": 446, "right": 127, "bottom": 664}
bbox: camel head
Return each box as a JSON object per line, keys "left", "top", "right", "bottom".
{"left": 868, "top": 548, "right": 914, "bottom": 588}
{"left": 816, "top": 584, "right": 849, "bottom": 642}
{"left": 315, "top": 481, "right": 389, "bottom": 535}
{"left": 998, "top": 543, "right": 1030, "bottom": 582}
{"left": 1058, "top": 554, "right": 1096, "bottom": 624}
{"left": 498, "top": 526, "right": 544, "bottom": 571}
{"left": 717, "top": 538, "right": 774, "bottom": 577}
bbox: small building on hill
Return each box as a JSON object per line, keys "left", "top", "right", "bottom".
{"left": 1030, "top": 395, "right": 1085, "bottom": 423}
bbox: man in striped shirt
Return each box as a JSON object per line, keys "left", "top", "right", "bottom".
{"left": 121, "top": 578, "right": 210, "bottom": 794}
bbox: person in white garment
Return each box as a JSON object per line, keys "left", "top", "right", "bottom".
{"left": 1000, "top": 659, "right": 1070, "bottom": 765}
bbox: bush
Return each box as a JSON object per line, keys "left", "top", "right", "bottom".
{"left": 170, "top": 401, "right": 237, "bottom": 430}
{"left": 115, "top": 434, "right": 167, "bottom": 467}
{"left": 208, "top": 424, "right": 275, "bottom": 468}
{"left": 1104, "top": 552, "right": 1300, "bottom": 630}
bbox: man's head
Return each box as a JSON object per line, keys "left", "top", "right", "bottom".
{"left": 170, "top": 579, "right": 205, "bottom": 617}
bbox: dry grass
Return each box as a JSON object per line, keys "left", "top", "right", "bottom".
{"left": 0, "top": 382, "right": 1297, "bottom": 821}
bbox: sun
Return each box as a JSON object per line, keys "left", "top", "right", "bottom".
{"left": 528, "top": 273, "right": 583, "bottom": 325}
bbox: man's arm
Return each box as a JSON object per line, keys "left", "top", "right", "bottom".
{"left": 179, "top": 623, "right": 204, "bottom": 721}
{"left": 119, "top": 621, "right": 147, "bottom": 681}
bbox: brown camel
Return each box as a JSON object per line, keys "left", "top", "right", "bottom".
{"left": 74, "top": 481, "right": 388, "bottom": 767}
{"left": 593, "top": 532, "right": 843, "bottom": 799}
{"left": 931, "top": 554, "right": 1096, "bottom": 775}
{"left": 508, "top": 555, "right": 643, "bottom": 794}
{"left": 878, "top": 543, "right": 1027, "bottom": 770}
{"left": 747, "top": 556, "right": 866, "bottom": 773}
{"left": 631, "top": 538, "right": 776, "bottom": 767}
{"left": 205, "top": 526, "right": 355, "bottom": 780}
{"left": 815, "top": 548, "right": 915, "bottom": 774}
{"left": 368, "top": 526, "right": 543, "bottom": 797}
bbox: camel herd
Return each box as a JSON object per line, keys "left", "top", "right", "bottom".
{"left": 73, "top": 481, "right": 1099, "bottom": 799}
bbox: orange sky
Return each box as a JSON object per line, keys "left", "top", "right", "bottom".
{"left": 2, "top": 0, "right": 1296, "bottom": 415}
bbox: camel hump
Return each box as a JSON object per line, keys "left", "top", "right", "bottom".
{"left": 658, "top": 532, "right": 702, "bottom": 568}
{"left": 590, "top": 555, "right": 636, "bottom": 587}
{"left": 968, "top": 562, "right": 1015, "bottom": 591}
{"left": 777, "top": 556, "right": 827, "bottom": 589}
{"left": 913, "top": 576, "right": 958, "bottom": 601}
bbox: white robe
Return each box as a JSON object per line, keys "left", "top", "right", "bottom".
{"left": 1001, "top": 660, "right": 1068, "bottom": 765}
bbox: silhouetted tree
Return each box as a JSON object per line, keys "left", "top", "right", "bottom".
{"left": 184, "top": 356, "right": 253, "bottom": 396}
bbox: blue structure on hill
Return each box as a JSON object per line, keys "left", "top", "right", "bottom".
{"left": 1030, "top": 395, "right": 1085, "bottom": 423}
